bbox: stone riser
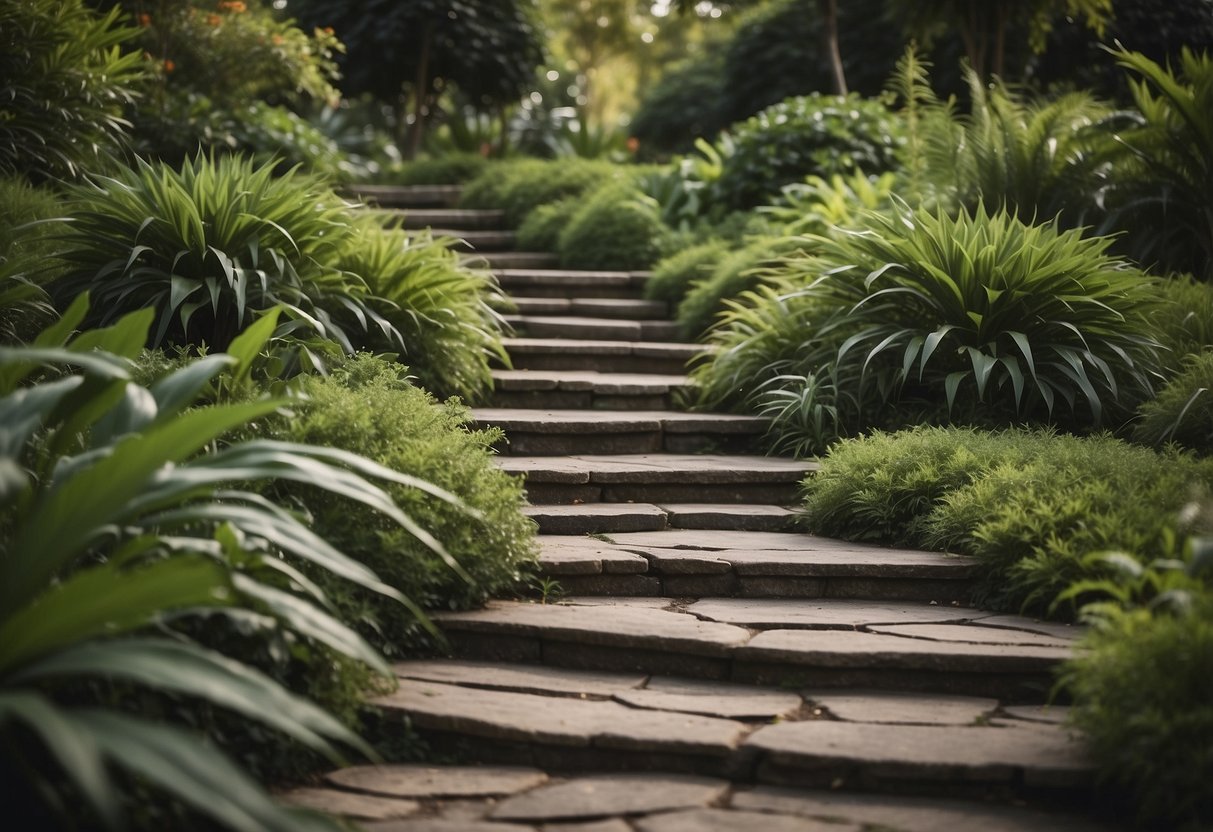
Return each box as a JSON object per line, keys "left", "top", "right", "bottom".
{"left": 522, "top": 482, "right": 802, "bottom": 505}
{"left": 446, "top": 632, "right": 1057, "bottom": 703}
{"left": 510, "top": 297, "right": 670, "bottom": 319}
{"left": 395, "top": 208, "right": 506, "bottom": 230}
{"left": 492, "top": 389, "right": 678, "bottom": 411}
{"left": 525, "top": 506, "right": 796, "bottom": 535}
{"left": 495, "top": 431, "right": 763, "bottom": 457}
{"left": 478, "top": 251, "right": 562, "bottom": 269}
{"left": 345, "top": 184, "right": 460, "bottom": 208}
{"left": 507, "top": 317, "right": 682, "bottom": 342}
{"left": 434, "top": 229, "right": 518, "bottom": 252}
{"left": 536, "top": 574, "right": 975, "bottom": 604}
{"left": 507, "top": 354, "right": 692, "bottom": 373}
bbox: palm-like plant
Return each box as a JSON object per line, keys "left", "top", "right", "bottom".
{"left": 1096, "top": 46, "right": 1213, "bottom": 280}
{"left": 339, "top": 215, "right": 509, "bottom": 399}
{"left": 0, "top": 300, "right": 462, "bottom": 828}
{"left": 50, "top": 154, "right": 402, "bottom": 354}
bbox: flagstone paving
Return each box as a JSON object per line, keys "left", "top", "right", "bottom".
{"left": 303, "top": 184, "right": 1118, "bottom": 831}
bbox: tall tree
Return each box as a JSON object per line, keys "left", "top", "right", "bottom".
{"left": 292, "top": 0, "right": 544, "bottom": 157}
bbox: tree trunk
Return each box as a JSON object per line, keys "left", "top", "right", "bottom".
{"left": 405, "top": 21, "right": 435, "bottom": 161}
{"left": 818, "top": 0, "right": 848, "bottom": 96}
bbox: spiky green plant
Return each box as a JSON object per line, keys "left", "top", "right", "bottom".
{"left": 51, "top": 154, "right": 399, "bottom": 354}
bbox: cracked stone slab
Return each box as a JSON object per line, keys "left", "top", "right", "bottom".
{"left": 738, "top": 629, "right": 1071, "bottom": 672}
{"left": 435, "top": 600, "right": 753, "bottom": 655}
{"left": 615, "top": 677, "right": 803, "bottom": 719}
{"left": 745, "top": 721, "right": 1092, "bottom": 785}
{"left": 544, "top": 821, "right": 633, "bottom": 832}
{"left": 636, "top": 808, "right": 855, "bottom": 832}
{"left": 810, "top": 690, "right": 999, "bottom": 725}
{"left": 686, "top": 599, "right": 987, "bottom": 630}
{"left": 537, "top": 536, "right": 651, "bottom": 575}
{"left": 473, "top": 409, "right": 767, "bottom": 435}
{"left": 624, "top": 546, "right": 975, "bottom": 579}
{"left": 324, "top": 764, "right": 548, "bottom": 799}
{"left": 376, "top": 679, "right": 748, "bottom": 754}
{"left": 527, "top": 503, "right": 668, "bottom": 535}
{"left": 969, "top": 615, "right": 1087, "bottom": 641}
{"left": 731, "top": 787, "right": 1111, "bottom": 832}
{"left": 633, "top": 547, "right": 732, "bottom": 575}
{"left": 502, "top": 339, "right": 701, "bottom": 360}
{"left": 493, "top": 369, "right": 689, "bottom": 394}
{"left": 364, "top": 821, "right": 528, "bottom": 832}
{"left": 608, "top": 530, "right": 867, "bottom": 552}
{"left": 490, "top": 774, "right": 729, "bottom": 822}
{"left": 277, "top": 787, "right": 419, "bottom": 820}
{"left": 394, "top": 659, "right": 647, "bottom": 697}
{"left": 868, "top": 623, "right": 1075, "bottom": 648}
{"left": 659, "top": 504, "right": 799, "bottom": 532}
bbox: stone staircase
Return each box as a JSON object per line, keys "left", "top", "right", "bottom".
{"left": 292, "top": 185, "right": 1115, "bottom": 831}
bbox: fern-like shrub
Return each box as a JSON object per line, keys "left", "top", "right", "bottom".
{"left": 646, "top": 239, "right": 730, "bottom": 306}
{"left": 556, "top": 182, "right": 671, "bottom": 271}
{"left": 713, "top": 93, "right": 904, "bottom": 209}
{"left": 263, "top": 355, "right": 537, "bottom": 653}
{"left": 1151, "top": 276, "right": 1213, "bottom": 371}
{"left": 677, "top": 236, "right": 801, "bottom": 339}
{"left": 694, "top": 202, "right": 1163, "bottom": 453}
{"left": 803, "top": 426, "right": 1213, "bottom": 614}
{"left": 460, "top": 158, "right": 623, "bottom": 225}
{"left": 515, "top": 197, "right": 577, "bottom": 252}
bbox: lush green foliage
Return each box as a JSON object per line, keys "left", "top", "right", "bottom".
{"left": 556, "top": 182, "right": 670, "bottom": 271}
{"left": 677, "top": 237, "right": 800, "bottom": 339}
{"left": 714, "top": 94, "right": 905, "bottom": 209}
{"left": 262, "top": 355, "right": 537, "bottom": 652}
{"left": 646, "top": 239, "right": 730, "bottom": 306}
{"left": 1151, "top": 276, "right": 1213, "bottom": 366}
{"left": 1134, "top": 352, "right": 1213, "bottom": 454}
{"left": 1096, "top": 46, "right": 1213, "bottom": 280}
{"left": 0, "top": 305, "right": 464, "bottom": 829}
{"left": 516, "top": 197, "right": 577, "bottom": 252}
{"left": 695, "top": 203, "right": 1163, "bottom": 452}
{"left": 339, "top": 217, "right": 508, "bottom": 399}
{"left": 394, "top": 153, "right": 491, "bottom": 186}
{"left": 760, "top": 171, "right": 900, "bottom": 237}
{"left": 0, "top": 0, "right": 143, "bottom": 182}
{"left": 0, "top": 178, "right": 61, "bottom": 343}
{"left": 460, "top": 158, "right": 624, "bottom": 225}
{"left": 50, "top": 154, "right": 397, "bottom": 354}
{"left": 629, "top": 53, "right": 729, "bottom": 156}
{"left": 803, "top": 426, "right": 1213, "bottom": 613}
{"left": 1060, "top": 547, "right": 1213, "bottom": 830}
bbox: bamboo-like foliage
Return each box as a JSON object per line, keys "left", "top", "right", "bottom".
{"left": 0, "top": 301, "right": 464, "bottom": 828}
{"left": 51, "top": 154, "right": 401, "bottom": 354}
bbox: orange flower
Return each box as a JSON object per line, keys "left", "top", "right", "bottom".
{"left": 218, "top": 1, "right": 247, "bottom": 12}
{"left": 626, "top": 136, "right": 640, "bottom": 154}
{"left": 163, "top": 58, "right": 175, "bottom": 72}
{"left": 137, "top": 12, "right": 151, "bottom": 26}
{"left": 323, "top": 26, "right": 334, "bottom": 35}
{"left": 271, "top": 33, "right": 284, "bottom": 45}
{"left": 206, "top": 13, "right": 221, "bottom": 25}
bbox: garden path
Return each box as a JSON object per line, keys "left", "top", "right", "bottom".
{"left": 289, "top": 185, "right": 1116, "bottom": 831}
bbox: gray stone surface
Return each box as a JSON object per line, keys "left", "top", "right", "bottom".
{"left": 543, "top": 821, "right": 633, "bottom": 832}
{"left": 660, "top": 503, "right": 799, "bottom": 532}
{"left": 811, "top": 690, "right": 998, "bottom": 725}
{"left": 1002, "top": 704, "right": 1071, "bottom": 725}
{"left": 970, "top": 615, "right": 1087, "bottom": 641}
{"left": 687, "top": 599, "right": 986, "bottom": 630}
{"left": 738, "top": 628, "right": 1070, "bottom": 671}
{"left": 499, "top": 455, "right": 814, "bottom": 485}
{"left": 325, "top": 764, "right": 547, "bottom": 799}
{"left": 744, "top": 720, "right": 1092, "bottom": 784}
{"left": 393, "top": 659, "right": 646, "bottom": 697}
{"left": 377, "top": 680, "right": 748, "bottom": 754}
{"left": 493, "top": 369, "right": 689, "bottom": 394}
{"left": 608, "top": 530, "right": 853, "bottom": 551}
{"left": 616, "top": 677, "right": 802, "bottom": 719}
{"left": 869, "top": 623, "right": 1075, "bottom": 648}
{"left": 435, "top": 600, "right": 753, "bottom": 655}
{"left": 365, "top": 821, "right": 527, "bottom": 832}
{"left": 277, "top": 787, "right": 419, "bottom": 820}
{"left": 537, "top": 536, "right": 651, "bottom": 575}
{"left": 731, "top": 787, "right": 1111, "bottom": 832}
{"left": 526, "top": 503, "right": 669, "bottom": 535}
{"left": 636, "top": 808, "right": 854, "bottom": 832}
{"left": 490, "top": 774, "right": 729, "bottom": 822}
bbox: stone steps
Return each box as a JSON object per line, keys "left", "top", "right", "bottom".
{"left": 524, "top": 503, "right": 797, "bottom": 536}
{"left": 504, "top": 314, "right": 681, "bottom": 342}
{"left": 491, "top": 369, "right": 692, "bottom": 411}
{"left": 477, "top": 251, "right": 562, "bottom": 270}
{"left": 287, "top": 765, "right": 1110, "bottom": 830}
{"left": 530, "top": 532, "right": 978, "bottom": 602}
{"left": 493, "top": 269, "right": 651, "bottom": 299}
{"left": 501, "top": 338, "right": 702, "bottom": 374}
{"left": 433, "top": 598, "right": 1080, "bottom": 702}
{"left": 495, "top": 453, "right": 814, "bottom": 504}
{"left": 508, "top": 296, "right": 669, "bottom": 319}
{"left": 433, "top": 228, "right": 517, "bottom": 251}
{"left": 394, "top": 207, "right": 506, "bottom": 230}
{"left": 346, "top": 183, "right": 461, "bottom": 208}
{"left": 475, "top": 409, "right": 766, "bottom": 455}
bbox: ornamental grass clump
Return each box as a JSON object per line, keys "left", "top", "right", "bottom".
{"left": 51, "top": 154, "right": 399, "bottom": 354}
{"left": 695, "top": 202, "right": 1164, "bottom": 453}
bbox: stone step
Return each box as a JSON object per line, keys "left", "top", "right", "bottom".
{"left": 531, "top": 531, "right": 978, "bottom": 602}
{"left": 345, "top": 183, "right": 460, "bottom": 208}
{"left": 393, "top": 208, "right": 505, "bottom": 230}
{"left": 493, "top": 269, "right": 650, "bottom": 299}
{"left": 433, "top": 228, "right": 517, "bottom": 251}
{"left": 502, "top": 338, "right": 703, "bottom": 374}
{"left": 504, "top": 314, "right": 682, "bottom": 342}
{"left": 475, "top": 409, "right": 769, "bottom": 455}
{"left": 476, "top": 251, "right": 562, "bottom": 270}
{"left": 510, "top": 296, "right": 670, "bottom": 320}
{"left": 492, "top": 369, "right": 692, "bottom": 411}
{"left": 299, "top": 762, "right": 1110, "bottom": 830}
{"left": 433, "top": 598, "right": 1083, "bottom": 702}
{"left": 525, "top": 504, "right": 798, "bottom": 536}
{"left": 498, "top": 453, "right": 816, "bottom": 504}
